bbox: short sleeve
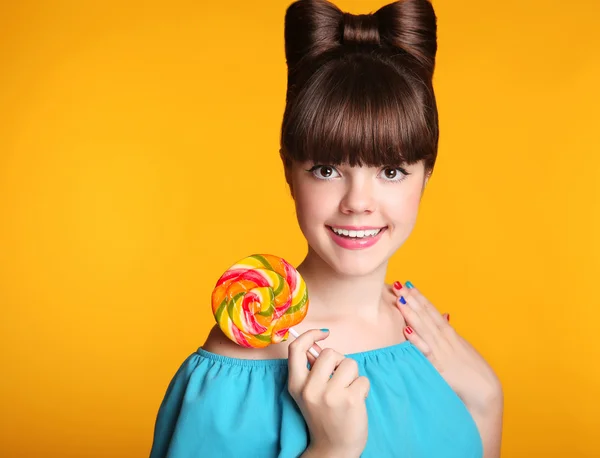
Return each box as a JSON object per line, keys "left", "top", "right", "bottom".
{"left": 148, "top": 349, "right": 306, "bottom": 458}
{"left": 148, "top": 343, "right": 482, "bottom": 458}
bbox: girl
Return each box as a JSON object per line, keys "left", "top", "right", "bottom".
{"left": 149, "top": 0, "right": 503, "bottom": 456}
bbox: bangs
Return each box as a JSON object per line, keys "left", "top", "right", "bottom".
{"left": 281, "top": 54, "right": 438, "bottom": 168}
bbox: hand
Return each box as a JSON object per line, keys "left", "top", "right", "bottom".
{"left": 391, "top": 282, "right": 503, "bottom": 416}
{"left": 386, "top": 282, "right": 449, "bottom": 322}
{"left": 288, "top": 329, "right": 370, "bottom": 458}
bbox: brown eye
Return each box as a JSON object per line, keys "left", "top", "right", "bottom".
{"left": 307, "top": 165, "right": 340, "bottom": 180}
{"left": 384, "top": 168, "right": 397, "bottom": 179}
{"left": 379, "top": 166, "right": 410, "bottom": 182}
{"left": 320, "top": 166, "right": 333, "bottom": 178}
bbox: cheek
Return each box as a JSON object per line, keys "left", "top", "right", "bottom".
{"left": 293, "top": 182, "right": 335, "bottom": 228}
{"left": 382, "top": 185, "right": 422, "bottom": 224}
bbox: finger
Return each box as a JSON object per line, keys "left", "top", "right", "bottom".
{"left": 381, "top": 283, "right": 399, "bottom": 307}
{"left": 306, "top": 348, "right": 346, "bottom": 388}
{"left": 400, "top": 286, "right": 435, "bottom": 323}
{"left": 404, "top": 326, "right": 433, "bottom": 359}
{"left": 289, "top": 328, "right": 324, "bottom": 362}
{"left": 405, "top": 285, "right": 446, "bottom": 328}
{"left": 306, "top": 342, "right": 323, "bottom": 367}
{"left": 288, "top": 329, "right": 330, "bottom": 390}
{"left": 442, "top": 313, "right": 449, "bottom": 322}
{"left": 392, "top": 281, "right": 404, "bottom": 297}
{"left": 347, "top": 375, "right": 371, "bottom": 400}
{"left": 328, "top": 357, "right": 360, "bottom": 389}
{"left": 397, "top": 296, "right": 440, "bottom": 351}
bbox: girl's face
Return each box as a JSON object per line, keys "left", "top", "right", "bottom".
{"left": 289, "top": 160, "right": 428, "bottom": 277}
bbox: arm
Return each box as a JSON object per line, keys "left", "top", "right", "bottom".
{"left": 149, "top": 326, "right": 289, "bottom": 458}
{"left": 300, "top": 447, "right": 357, "bottom": 458}
{"left": 471, "top": 390, "right": 504, "bottom": 458}
{"left": 391, "top": 281, "right": 504, "bottom": 457}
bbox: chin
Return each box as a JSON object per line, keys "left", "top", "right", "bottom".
{"left": 328, "top": 258, "right": 386, "bottom": 277}
{"left": 311, "top": 240, "right": 393, "bottom": 278}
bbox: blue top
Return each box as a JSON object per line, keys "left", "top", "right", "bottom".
{"left": 149, "top": 341, "right": 482, "bottom": 458}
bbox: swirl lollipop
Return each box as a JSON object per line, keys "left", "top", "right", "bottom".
{"left": 211, "top": 254, "right": 310, "bottom": 349}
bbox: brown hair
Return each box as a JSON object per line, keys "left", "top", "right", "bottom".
{"left": 280, "top": 0, "right": 439, "bottom": 181}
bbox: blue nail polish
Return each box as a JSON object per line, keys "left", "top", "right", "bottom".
{"left": 307, "top": 362, "right": 312, "bottom": 370}
{"left": 399, "top": 296, "right": 407, "bottom": 304}
{"left": 405, "top": 281, "right": 414, "bottom": 289}
{"left": 320, "top": 328, "right": 329, "bottom": 332}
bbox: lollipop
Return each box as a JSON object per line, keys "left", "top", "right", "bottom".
{"left": 211, "top": 254, "right": 310, "bottom": 349}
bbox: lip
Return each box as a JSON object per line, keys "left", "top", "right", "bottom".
{"left": 328, "top": 225, "right": 385, "bottom": 231}
{"left": 326, "top": 226, "right": 387, "bottom": 250}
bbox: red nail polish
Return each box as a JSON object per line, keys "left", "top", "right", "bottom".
{"left": 405, "top": 326, "right": 413, "bottom": 335}
{"left": 446, "top": 314, "right": 450, "bottom": 322}
{"left": 393, "top": 281, "right": 403, "bottom": 290}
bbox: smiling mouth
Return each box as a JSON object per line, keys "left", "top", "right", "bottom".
{"left": 326, "top": 226, "right": 387, "bottom": 239}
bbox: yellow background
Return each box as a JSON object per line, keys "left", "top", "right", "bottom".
{"left": 1, "top": 0, "right": 599, "bottom": 456}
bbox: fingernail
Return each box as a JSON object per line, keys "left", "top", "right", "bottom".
{"left": 306, "top": 362, "right": 311, "bottom": 370}
{"left": 405, "top": 281, "right": 414, "bottom": 289}
{"left": 320, "top": 328, "right": 329, "bottom": 332}
{"left": 446, "top": 314, "right": 450, "bottom": 322}
{"left": 405, "top": 326, "right": 414, "bottom": 335}
{"left": 393, "top": 281, "right": 403, "bottom": 290}
{"left": 399, "top": 296, "right": 407, "bottom": 305}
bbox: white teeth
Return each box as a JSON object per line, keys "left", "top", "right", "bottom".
{"left": 331, "top": 227, "right": 382, "bottom": 238}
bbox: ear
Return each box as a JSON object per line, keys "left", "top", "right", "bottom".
{"left": 284, "top": 166, "right": 295, "bottom": 199}
{"left": 280, "top": 150, "right": 295, "bottom": 199}
{"left": 421, "top": 171, "right": 431, "bottom": 199}
{"left": 424, "top": 170, "right": 432, "bottom": 187}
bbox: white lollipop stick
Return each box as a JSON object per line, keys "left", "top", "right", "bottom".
{"left": 288, "top": 327, "right": 320, "bottom": 359}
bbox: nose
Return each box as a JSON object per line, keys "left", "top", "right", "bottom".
{"left": 339, "top": 175, "right": 376, "bottom": 215}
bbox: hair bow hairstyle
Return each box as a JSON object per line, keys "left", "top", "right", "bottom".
{"left": 280, "top": 0, "right": 439, "bottom": 182}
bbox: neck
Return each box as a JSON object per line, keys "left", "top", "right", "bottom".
{"left": 296, "top": 246, "right": 388, "bottom": 322}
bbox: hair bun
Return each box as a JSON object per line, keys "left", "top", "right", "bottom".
{"left": 342, "top": 13, "right": 380, "bottom": 46}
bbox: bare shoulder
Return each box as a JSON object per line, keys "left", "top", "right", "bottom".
{"left": 202, "top": 325, "right": 286, "bottom": 360}
{"left": 202, "top": 325, "right": 249, "bottom": 358}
